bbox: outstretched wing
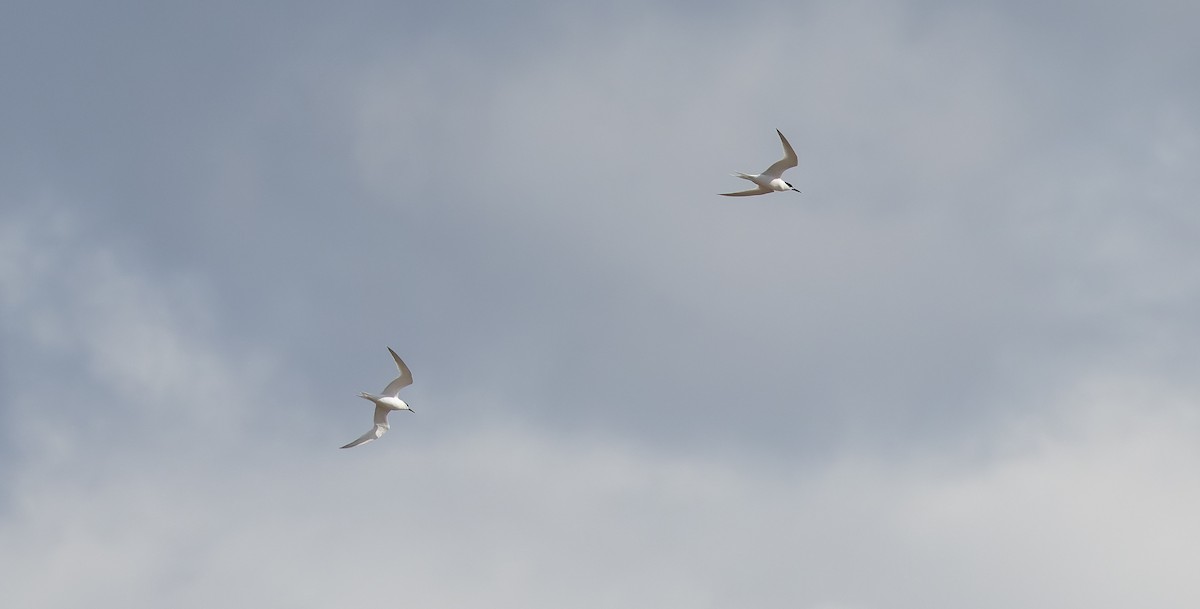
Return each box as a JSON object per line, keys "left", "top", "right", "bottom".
{"left": 381, "top": 347, "right": 414, "bottom": 396}
{"left": 761, "top": 129, "right": 798, "bottom": 178}
{"left": 340, "top": 423, "right": 387, "bottom": 449}
{"left": 338, "top": 405, "right": 394, "bottom": 449}
{"left": 719, "top": 185, "right": 773, "bottom": 197}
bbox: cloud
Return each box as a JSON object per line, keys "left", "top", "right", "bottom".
{"left": 0, "top": 204, "right": 276, "bottom": 449}
{"left": 2, "top": 254, "right": 1198, "bottom": 608}
{"left": 3, "top": 1, "right": 1200, "bottom": 606}
{"left": 332, "top": 0, "right": 1200, "bottom": 460}
{"left": 3, "top": 205, "right": 1199, "bottom": 609}
{"left": 8, "top": 1, "right": 1195, "bottom": 458}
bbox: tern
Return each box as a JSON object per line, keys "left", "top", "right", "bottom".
{"left": 340, "top": 347, "right": 414, "bottom": 449}
{"left": 720, "top": 129, "right": 801, "bottom": 196}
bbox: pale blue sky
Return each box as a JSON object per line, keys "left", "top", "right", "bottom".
{"left": 3, "top": 1, "right": 1199, "bottom": 607}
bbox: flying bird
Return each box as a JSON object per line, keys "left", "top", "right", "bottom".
{"left": 720, "top": 129, "right": 801, "bottom": 196}
{"left": 340, "top": 347, "right": 414, "bottom": 449}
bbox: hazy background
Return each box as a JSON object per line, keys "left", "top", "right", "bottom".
{"left": 3, "top": 1, "right": 1199, "bottom": 607}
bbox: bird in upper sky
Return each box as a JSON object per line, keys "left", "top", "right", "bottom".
{"left": 720, "top": 129, "right": 801, "bottom": 196}
{"left": 340, "top": 347, "right": 414, "bottom": 449}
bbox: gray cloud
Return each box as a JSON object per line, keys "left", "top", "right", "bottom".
{"left": 3, "top": 0, "right": 1200, "bottom": 606}
{"left": 2, "top": 230, "right": 1197, "bottom": 605}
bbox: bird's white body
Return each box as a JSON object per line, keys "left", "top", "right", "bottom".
{"left": 363, "top": 394, "right": 410, "bottom": 412}
{"left": 340, "top": 348, "right": 415, "bottom": 449}
{"left": 736, "top": 174, "right": 794, "bottom": 193}
{"left": 721, "top": 129, "right": 802, "bottom": 197}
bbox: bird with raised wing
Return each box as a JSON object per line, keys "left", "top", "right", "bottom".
{"left": 340, "top": 347, "right": 414, "bottom": 449}
{"left": 720, "top": 129, "right": 801, "bottom": 196}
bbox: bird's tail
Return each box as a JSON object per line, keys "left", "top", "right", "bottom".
{"left": 732, "top": 172, "right": 755, "bottom": 180}
{"left": 358, "top": 392, "right": 381, "bottom": 402}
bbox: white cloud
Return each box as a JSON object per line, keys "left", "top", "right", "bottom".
{"left": 2, "top": 210, "right": 1197, "bottom": 607}
{"left": 4, "top": 1, "right": 1200, "bottom": 607}
{"left": 4, "top": 357, "right": 1199, "bottom": 608}
{"left": 0, "top": 204, "right": 278, "bottom": 451}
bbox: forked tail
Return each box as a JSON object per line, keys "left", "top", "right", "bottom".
{"left": 358, "top": 392, "right": 381, "bottom": 401}
{"left": 731, "top": 172, "right": 755, "bottom": 180}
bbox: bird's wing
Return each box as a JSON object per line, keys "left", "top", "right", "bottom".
{"left": 381, "top": 347, "right": 414, "bottom": 396}
{"left": 762, "top": 129, "right": 798, "bottom": 178}
{"left": 719, "top": 185, "right": 773, "bottom": 197}
{"left": 373, "top": 403, "right": 392, "bottom": 426}
{"left": 340, "top": 424, "right": 387, "bottom": 449}
{"left": 339, "top": 405, "right": 394, "bottom": 449}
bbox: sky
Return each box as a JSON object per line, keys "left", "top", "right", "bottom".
{"left": 2, "top": 0, "right": 1199, "bottom": 606}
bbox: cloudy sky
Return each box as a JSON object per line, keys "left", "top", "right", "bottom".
{"left": 3, "top": 0, "right": 1199, "bottom": 607}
